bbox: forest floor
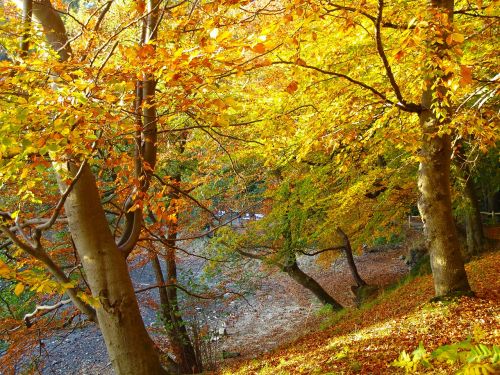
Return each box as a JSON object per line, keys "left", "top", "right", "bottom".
{"left": 36, "top": 232, "right": 410, "bottom": 374}
{"left": 222, "top": 249, "right": 500, "bottom": 375}
{"left": 32, "top": 231, "right": 499, "bottom": 375}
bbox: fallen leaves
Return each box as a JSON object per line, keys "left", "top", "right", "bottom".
{"left": 224, "top": 251, "right": 500, "bottom": 374}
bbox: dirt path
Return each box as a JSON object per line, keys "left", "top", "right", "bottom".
{"left": 37, "top": 245, "right": 408, "bottom": 374}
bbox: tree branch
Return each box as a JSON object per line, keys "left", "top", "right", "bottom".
{"left": 273, "top": 60, "right": 421, "bottom": 113}
{"left": 152, "top": 173, "right": 217, "bottom": 219}
{"left": 374, "top": 0, "right": 420, "bottom": 113}
{"left": 298, "top": 245, "right": 346, "bottom": 256}
{"left": 36, "top": 160, "right": 88, "bottom": 233}
{"left": 24, "top": 299, "right": 71, "bottom": 328}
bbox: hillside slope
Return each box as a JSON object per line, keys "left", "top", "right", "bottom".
{"left": 223, "top": 250, "right": 500, "bottom": 374}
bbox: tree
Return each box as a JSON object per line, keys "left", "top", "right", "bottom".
{"left": 1, "top": 0, "right": 168, "bottom": 373}
{"left": 222, "top": 0, "right": 497, "bottom": 297}
{"left": 416, "top": 0, "right": 470, "bottom": 296}
{"left": 209, "top": 175, "right": 372, "bottom": 310}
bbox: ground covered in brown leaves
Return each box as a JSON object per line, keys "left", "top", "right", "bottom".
{"left": 222, "top": 250, "right": 500, "bottom": 374}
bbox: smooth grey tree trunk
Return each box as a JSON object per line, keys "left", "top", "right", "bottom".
{"left": 31, "top": 1, "right": 169, "bottom": 373}
{"left": 417, "top": 0, "right": 470, "bottom": 297}
{"left": 61, "top": 164, "right": 168, "bottom": 374}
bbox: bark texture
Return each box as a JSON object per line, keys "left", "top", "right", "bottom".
{"left": 61, "top": 164, "right": 168, "bottom": 375}
{"left": 417, "top": 0, "right": 470, "bottom": 297}
{"left": 417, "top": 131, "right": 470, "bottom": 296}
{"left": 283, "top": 260, "right": 343, "bottom": 309}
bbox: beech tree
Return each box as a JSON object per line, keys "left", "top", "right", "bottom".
{"left": 1, "top": 0, "right": 283, "bottom": 371}
{"left": 1, "top": 0, "right": 168, "bottom": 372}
{"left": 0, "top": 0, "right": 497, "bottom": 372}
{"left": 219, "top": 0, "right": 497, "bottom": 298}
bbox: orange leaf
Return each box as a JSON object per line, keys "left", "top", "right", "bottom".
{"left": 286, "top": 81, "right": 299, "bottom": 94}
{"left": 394, "top": 50, "right": 405, "bottom": 61}
{"left": 137, "top": 44, "right": 155, "bottom": 59}
{"left": 135, "top": 0, "right": 145, "bottom": 13}
{"left": 252, "top": 43, "right": 266, "bottom": 54}
{"left": 460, "top": 65, "right": 473, "bottom": 85}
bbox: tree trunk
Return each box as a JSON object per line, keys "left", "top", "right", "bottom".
{"left": 61, "top": 164, "right": 167, "bottom": 374}
{"left": 163, "top": 173, "right": 202, "bottom": 373}
{"left": 463, "top": 174, "right": 485, "bottom": 256}
{"left": 151, "top": 255, "right": 201, "bottom": 374}
{"left": 32, "top": 1, "right": 168, "bottom": 372}
{"left": 283, "top": 260, "right": 343, "bottom": 310}
{"left": 417, "top": 130, "right": 470, "bottom": 296}
{"left": 454, "top": 147, "right": 485, "bottom": 257}
{"left": 336, "top": 227, "right": 367, "bottom": 287}
{"left": 280, "top": 201, "right": 343, "bottom": 309}
{"left": 417, "top": 0, "right": 471, "bottom": 298}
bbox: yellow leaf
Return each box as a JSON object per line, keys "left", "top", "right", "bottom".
{"left": 14, "top": 283, "right": 25, "bottom": 296}
{"left": 61, "top": 73, "right": 72, "bottom": 82}
{"left": 452, "top": 33, "right": 464, "bottom": 43}
{"left": 224, "top": 97, "right": 239, "bottom": 108}
{"left": 60, "top": 282, "right": 74, "bottom": 290}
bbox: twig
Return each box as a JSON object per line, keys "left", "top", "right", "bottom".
{"left": 24, "top": 299, "right": 71, "bottom": 328}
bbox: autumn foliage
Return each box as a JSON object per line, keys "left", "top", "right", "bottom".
{"left": 0, "top": 0, "right": 499, "bottom": 373}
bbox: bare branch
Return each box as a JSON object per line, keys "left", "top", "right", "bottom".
{"left": 0, "top": 222, "right": 38, "bottom": 255}
{"left": 370, "top": 0, "right": 422, "bottom": 112}
{"left": 36, "top": 160, "right": 88, "bottom": 233}
{"left": 24, "top": 299, "right": 71, "bottom": 328}
{"left": 15, "top": 214, "right": 36, "bottom": 249}
{"left": 135, "top": 282, "right": 215, "bottom": 299}
{"left": 322, "top": 1, "right": 405, "bottom": 28}
{"left": 235, "top": 248, "right": 265, "bottom": 260}
{"left": 273, "top": 60, "right": 422, "bottom": 113}
{"left": 174, "top": 203, "right": 262, "bottom": 241}
{"left": 298, "top": 245, "right": 346, "bottom": 256}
